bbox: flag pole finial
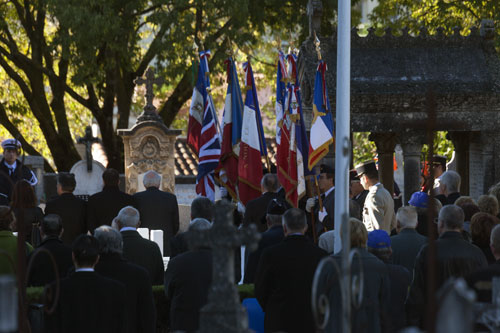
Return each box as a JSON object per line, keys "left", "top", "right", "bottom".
{"left": 314, "top": 31, "right": 322, "bottom": 60}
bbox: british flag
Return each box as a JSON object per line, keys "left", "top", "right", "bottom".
{"left": 195, "top": 50, "right": 221, "bottom": 201}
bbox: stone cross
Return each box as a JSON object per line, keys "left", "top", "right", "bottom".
{"left": 134, "top": 68, "right": 164, "bottom": 123}
{"left": 77, "top": 126, "right": 99, "bottom": 172}
{"left": 188, "top": 200, "right": 260, "bottom": 333}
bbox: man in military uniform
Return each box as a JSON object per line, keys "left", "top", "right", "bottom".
{"left": 355, "top": 161, "right": 396, "bottom": 233}
{"left": 305, "top": 164, "right": 335, "bottom": 233}
{"left": 0, "top": 139, "right": 38, "bottom": 202}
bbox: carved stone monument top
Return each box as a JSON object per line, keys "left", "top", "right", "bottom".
{"left": 189, "top": 200, "right": 260, "bottom": 333}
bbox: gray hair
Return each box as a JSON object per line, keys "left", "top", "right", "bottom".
{"left": 191, "top": 197, "right": 215, "bottom": 221}
{"left": 396, "top": 206, "right": 418, "bottom": 229}
{"left": 490, "top": 224, "right": 500, "bottom": 252}
{"left": 440, "top": 170, "right": 461, "bottom": 193}
{"left": 143, "top": 170, "right": 161, "bottom": 188}
{"left": 116, "top": 206, "right": 140, "bottom": 227}
{"left": 94, "top": 225, "right": 123, "bottom": 254}
{"left": 41, "top": 214, "right": 63, "bottom": 237}
{"left": 438, "top": 204, "right": 464, "bottom": 230}
{"left": 477, "top": 194, "right": 499, "bottom": 217}
{"left": 261, "top": 173, "right": 279, "bottom": 193}
{"left": 189, "top": 218, "right": 212, "bottom": 231}
{"left": 267, "top": 214, "right": 282, "bottom": 226}
{"left": 282, "top": 208, "right": 306, "bottom": 233}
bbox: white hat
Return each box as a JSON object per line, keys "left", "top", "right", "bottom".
{"left": 1, "top": 139, "right": 21, "bottom": 150}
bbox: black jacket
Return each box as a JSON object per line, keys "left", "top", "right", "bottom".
{"left": 121, "top": 230, "right": 164, "bottom": 285}
{"left": 467, "top": 259, "right": 500, "bottom": 302}
{"left": 243, "top": 192, "right": 278, "bottom": 232}
{"left": 44, "top": 271, "right": 126, "bottom": 333}
{"left": 391, "top": 228, "right": 428, "bottom": 276}
{"left": 243, "top": 225, "right": 284, "bottom": 284}
{"left": 133, "top": 187, "right": 179, "bottom": 256}
{"left": 313, "top": 188, "right": 335, "bottom": 232}
{"left": 328, "top": 249, "right": 391, "bottom": 333}
{"left": 435, "top": 192, "right": 460, "bottom": 206}
{"left": 0, "top": 158, "right": 36, "bottom": 200}
{"left": 255, "top": 235, "right": 327, "bottom": 333}
{"left": 14, "top": 206, "right": 43, "bottom": 245}
{"left": 45, "top": 193, "right": 87, "bottom": 245}
{"left": 164, "top": 248, "right": 212, "bottom": 332}
{"left": 387, "top": 264, "right": 411, "bottom": 332}
{"left": 407, "top": 231, "right": 488, "bottom": 326}
{"left": 95, "top": 253, "right": 156, "bottom": 333}
{"left": 27, "top": 237, "right": 73, "bottom": 287}
{"left": 87, "top": 186, "right": 136, "bottom": 231}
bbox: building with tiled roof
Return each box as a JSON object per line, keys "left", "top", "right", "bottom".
{"left": 174, "top": 137, "right": 277, "bottom": 182}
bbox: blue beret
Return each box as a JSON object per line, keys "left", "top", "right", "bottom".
{"left": 367, "top": 230, "right": 391, "bottom": 249}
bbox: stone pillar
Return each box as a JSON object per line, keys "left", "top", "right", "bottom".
{"left": 481, "top": 131, "right": 495, "bottom": 193}
{"left": 369, "top": 133, "right": 397, "bottom": 196}
{"left": 118, "top": 121, "right": 180, "bottom": 194}
{"left": 400, "top": 131, "right": 425, "bottom": 205}
{"left": 448, "top": 132, "right": 471, "bottom": 196}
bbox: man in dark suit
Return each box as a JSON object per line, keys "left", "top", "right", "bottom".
{"left": 255, "top": 208, "right": 327, "bottom": 333}
{"left": 467, "top": 224, "right": 500, "bottom": 302}
{"left": 45, "top": 172, "right": 87, "bottom": 245}
{"left": 44, "top": 234, "right": 126, "bottom": 333}
{"left": 133, "top": 170, "right": 179, "bottom": 256}
{"left": 243, "top": 173, "right": 279, "bottom": 233}
{"left": 113, "top": 206, "right": 164, "bottom": 285}
{"left": 350, "top": 169, "right": 368, "bottom": 210}
{"left": 170, "top": 196, "right": 214, "bottom": 258}
{"left": 27, "top": 214, "right": 73, "bottom": 286}
{"left": 243, "top": 198, "right": 286, "bottom": 284}
{"left": 391, "top": 206, "right": 427, "bottom": 277}
{"left": 407, "top": 204, "right": 487, "bottom": 328}
{"left": 435, "top": 170, "right": 461, "bottom": 206}
{"left": 368, "top": 230, "right": 411, "bottom": 332}
{"left": 87, "top": 168, "right": 136, "bottom": 231}
{"left": 306, "top": 164, "right": 335, "bottom": 232}
{"left": 94, "top": 226, "right": 155, "bottom": 333}
{"left": 164, "top": 218, "right": 212, "bottom": 332}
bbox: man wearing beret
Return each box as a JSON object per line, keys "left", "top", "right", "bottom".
{"left": 0, "top": 138, "right": 38, "bottom": 201}
{"left": 305, "top": 164, "right": 335, "bottom": 233}
{"left": 355, "top": 161, "right": 396, "bottom": 233}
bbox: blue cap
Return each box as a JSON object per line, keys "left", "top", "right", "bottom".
{"left": 408, "top": 191, "right": 429, "bottom": 208}
{"left": 367, "top": 230, "right": 391, "bottom": 249}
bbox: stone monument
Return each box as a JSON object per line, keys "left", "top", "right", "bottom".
{"left": 118, "top": 68, "right": 181, "bottom": 194}
{"left": 189, "top": 200, "right": 260, "bottom": 333}
{"left": 71, "top": 126, "right": 105, "bottom": 196}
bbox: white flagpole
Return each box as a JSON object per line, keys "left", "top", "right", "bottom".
{"left": 334, "top": 0, "right": 351, "bottom": 331}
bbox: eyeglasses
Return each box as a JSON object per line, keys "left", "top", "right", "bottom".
{"left": 433, "top": 218, "right": 439, "bottom": 224}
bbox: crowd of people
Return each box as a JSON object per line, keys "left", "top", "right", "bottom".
{"left": 2, "top": 137, "right": 500, "bottom": 332}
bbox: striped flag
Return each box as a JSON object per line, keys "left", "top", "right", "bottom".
{"left": 187, "top": 59, "right": 204, "bottom": 155}
{"left": 195, "top": 50, "right": 221, "bottom": 201}
{"left": 308, "top": 60, "right": 334, "bottom": 170}
{"left": 278, "top": 53, "right": 310, "bottom": 207}
{"left": 215, "top": 57, "right": 244, "bottom": 200}
{"left": 238, "top": 60, "right": 267, "bottom": 206}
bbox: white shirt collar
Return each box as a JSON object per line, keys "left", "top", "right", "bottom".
{"left": 120, "top": 227, "right": 137, "bottom": 232}
{"left": 75, "top": 268, "right": 94, "bottom": 272}
{"left": 324, "top": 186, "right": 335, "bottom": 197}
{"left": 4, "top": 160, "right": 16, "bottom": 169}
{"left": 369, "top": 183, "right": 381, "bottom": 191}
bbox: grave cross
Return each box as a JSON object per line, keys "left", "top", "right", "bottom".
{"left": 77, "top": 126, "right": 100, "bottom": 172}
{"left": 188, "top": 200, "right": 260, "bottom": 333}
{"left": 134, "top": 68, "right": 164, "bottom": 123}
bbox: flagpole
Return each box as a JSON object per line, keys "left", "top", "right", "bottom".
{"left": 334, "top": 0, "right": 352, "bottom": 333}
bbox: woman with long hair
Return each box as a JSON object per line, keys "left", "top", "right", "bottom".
{"left": 10, "top": 180, "right": 43, "bottom": 245}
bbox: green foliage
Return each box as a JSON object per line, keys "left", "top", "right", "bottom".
{"left": 370, "top": 0, "right": 500, "bottom": 45}
{"left": 353, "top": 132, "right": 377, "bottom": 165}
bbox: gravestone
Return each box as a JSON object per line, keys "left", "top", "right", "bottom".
{"left": 189, "top": 200, "right": 260, "bottom": 333}
{"left": 118, "top": 68, "right": 181, "bottom": 194}
{"left": 70, "top": 160, "right": 106, "bottom": 197}
{"left": 469, "top": 142, "right": 484, "bottom": 200}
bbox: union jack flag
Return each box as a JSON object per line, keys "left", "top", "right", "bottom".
{"left": 195, "top": 50, "right": 221, "bottom": 201}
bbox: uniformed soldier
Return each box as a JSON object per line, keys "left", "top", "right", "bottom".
{"left": 0, "top": 139, "right": 38, "bottom": 201}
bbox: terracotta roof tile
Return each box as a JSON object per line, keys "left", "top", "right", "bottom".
{"left": 174, "top": 137, "right": 277, "bottom": 177}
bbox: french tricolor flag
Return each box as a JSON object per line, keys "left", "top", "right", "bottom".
{"left": 215, "top": 57, "right": 244, "bottom": 200}
{"left": 238, "top": 60, "right": 267, "bottom": 206}
{"left": 308, "top": 60, "right": 334, "bottom": 170}
{"left": 187, "top": 54, "right": 209, "bottom": 155}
